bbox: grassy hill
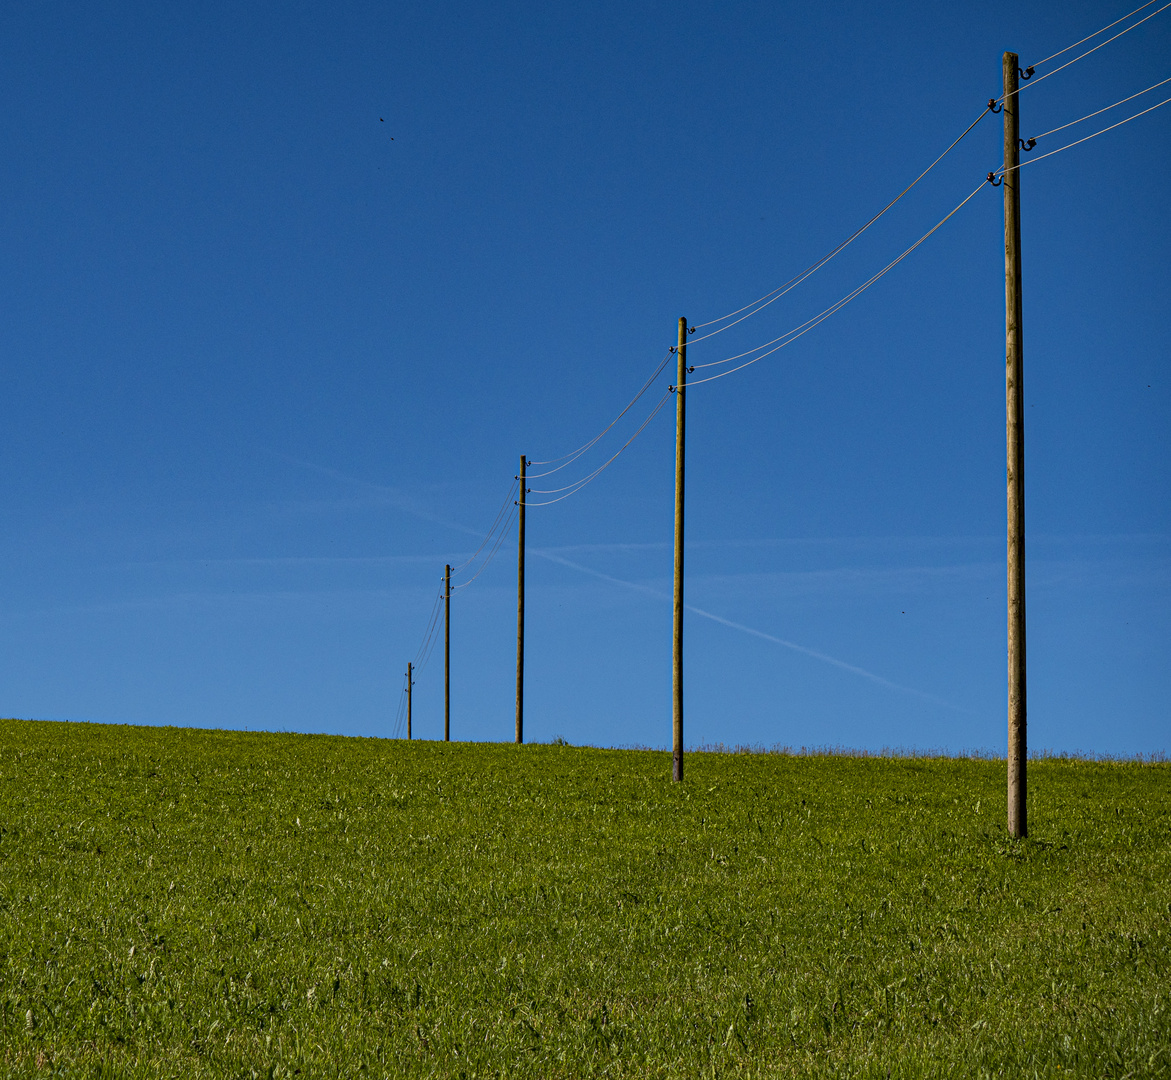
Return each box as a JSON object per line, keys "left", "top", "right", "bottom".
{"left": 1, "top": 718, "right": 1168, "bottom": 1077}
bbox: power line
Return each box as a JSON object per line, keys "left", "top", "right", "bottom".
{"left": 415, "top": 590, "right": 443, "bottom": 665}
{"left": 449, "top": 478, "right": 519, "bottom": 576}
{"left": 526, "top": 390, "right": 673, "bottom": 506}
{"left": 394, "top": 476, "right": 521, "bottom": 708}
{"left": 390, "top": 14, "right": 1171, "bottom": 722}
{"left": 450, "top": 502, "right": 518, "bottom": 590}
{"left": 1009, "top": 0, "right": 1171, "bottom": 99}
{"left": 998, "top": 93, "right": 1171, "bottom": 175}
{"left": 1030, "top": 0, "right": 1162, "bottom": 69}
{"left": 693, "top": 74, "right": 1169, "bottom": 392}
{"left": 526, "top": 350, "right": 674, "bottom": 476}
{"left": 684, "top": 181, "right": 989, "bottom": 389}
{"left": 691, "top": 178, "right": 985, "bottom": 372}
{"left": 687, "top": 5, "right": 1167, "bottom": 352}
{"left": 398, "top": 479, "right": 521, "bottom": 700}
{"left": 542, "top": 90, "right": 1034, "bottom": 404}
{"left": 529, "top": 390, "right": 671, "bottom": 493}
{"left": 688, "top": 107, "right": 994, "bottom": 343}
{"left": 392, "top": 673, "right": 408, "bottom": 738}
{"left": 1028, "top": 75, "right": 1171, "bottom": 142}
{"left": 413, "top": 587, "right": 445, "bottom": 672}
{"left": 417, "top": 590, "right": 445, "bottom": 673}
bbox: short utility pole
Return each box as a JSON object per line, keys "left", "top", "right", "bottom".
{"left": 515, "top": 455, "right": 527, "bottom": 744}
{"left": 672, "top": 316, "right": 688, "bottom": 782}
{"left": 444, "top": 563, "right": 452, "bottom": 742}
{"left": 1002, "top": 51, "right": 1028, "bottom": 838}
{"left": 406, "top": 661, "right": 414, "bottom": 740}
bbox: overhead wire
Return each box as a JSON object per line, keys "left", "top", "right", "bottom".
{"left": 396, "top": 8, "right": 1170, "bottom": 661}
{"left": 529, "top": 390, "right": 672, "bottom": 493}
{"left": 391, "top": 470, "right": 521, "bottom": 711}
{"left": 413, "top": 587, "right": 445, "bottom": 672}
{"left": 461, "top": 10, "right": 1171, "bottom": 504}
{"left": 392, "top": 9, "right": 1171, "bottom": 729}
{"left": 687, "top": 107, "right": 993, "bottom": 343}
{"left": 392, "top": 672, "right": 408, "bottom": 738}
{"left": 390, "top": 9, "right": 1170, "bottom": 737}
{"left": 525, "top": 390, "right": 674, "bottom": 506}
{"left": 997, "top": 93, "right": 1171, "bottom": 175}
{"left": 690, "top": 2, "right": 1170, "bottom": 350}
{"left": 1027, "top": 75, "right": 1171, "bottom": 142}
{"left": 450, "top": 502, "right": 518, "bottom": 590}
{"left": 417, "top": 590, "right": 445, "bottom": 673}
{"left": 689, "top": 175, "right": 984, "bottom": 373}
{"left": 1029, "top": 0, "right": 1163, "bottom": 69}
{"left": 525, "top": 349, "right": 674, "bottom": 476}
{"left": 683, "top": 180, "right": 990, "bottom": 389}
{"left": 449, "top": 477, "right": 519, "bottom": 576}
{"left": 404, "top": 77, "right": 1167, "bottom": 698}
{"left": 1004, "top": 0, "right": 1171, "bottom": 101}
{"left": 690, "top": 58, "right": 1170, "bottom": 386}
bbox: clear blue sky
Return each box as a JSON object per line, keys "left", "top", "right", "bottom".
{"left": 2, "top": 0, "right": 1167, "bottom": 756}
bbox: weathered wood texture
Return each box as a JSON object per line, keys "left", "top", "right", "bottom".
{"left": 1003, "top": 52, "right": 1027, "bottom": 838}
{"left": 673, "top": 317, "right": 687, "bottom": 783}
{"left": 516, "top": 455, "right": 526, "bottom": 744}
{"left": 444, "top": 563, "right": 451, "bottom": 743}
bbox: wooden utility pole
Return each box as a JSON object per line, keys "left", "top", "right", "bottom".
{"left": 444, "top": 563, "right": 451, "bottom": 742}
{"left": 672, "top": 316, "right": 687, "bottom": 782}
{"left": 1003, "top": 52, "right": 1027, "bottom": 838}
{"left": 406, "top": 662, "right": 413, "bottom": 740}
{"left": 515, "top": 455, "right": 527, "bottom": 744}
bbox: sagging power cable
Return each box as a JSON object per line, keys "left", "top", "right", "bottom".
{"left": 688, "top": 106, "right": 994, "bottom": 344}
{"left": 450, "top": 502, "right": 518, "bottom": 590}
{"left": 1001, "top": 0, "right": 1171, "bottom": 102}
{"left": 417, "top": 592, "right": 445, "bottom": 673}
{"left": 449, "top": 478, "right": 519, "bottom": 576}
{"left": 526, "top": 390, "right": 673, "bottom": 506}
{"left": 526, "top": 350, "right": 674, "bottom": 477}
{"left": 1029, "top": 0, "right": 1161, "bottom": 69}
{"left": 683, "top": 181, "right": 989, "bottom": 389}
{"left": 692, "top": 72, "right": 1170, "bottom": 393}
{"left": 995, "top": 92, "right": 1171, "bottom": 177}
{"left": 413, "top": 588, "right": 445, "bottom": 672}
{"left": 1027, "top": 75, "right": 1171, "bottom": 143}
{"left": 692, "top": 3, "right": 1170, "bottom": 351}
{"left": 392, "top": 672, "right": 408, "bottom": 738}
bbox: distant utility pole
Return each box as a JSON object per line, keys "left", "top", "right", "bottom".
{"left": 672, "top": 316, "right": 687, "bottom": 782}
{"left": 444, "top": 564, "right": 451, "bottom": 742}
{"left": 406, "top": 661, "right": 414, "bottom": 740}
{"left": 516, "top": 454, "right": 527, "bottom": 744}
{"left": 1003, "top": 51, "right": 1027, "bottom": 838}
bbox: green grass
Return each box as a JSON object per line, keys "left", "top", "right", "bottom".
{"left": 1, "top": 718, "right": 1168, "bottom": 1078}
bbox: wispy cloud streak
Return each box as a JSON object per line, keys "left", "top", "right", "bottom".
{"left": 531, "top": 548, "right": 973, "bottom": 714}
{"left": 279, "top": 455, "right": 972, "bottom": 715}
{"left": 275, "top": 453, "right": 486, "bottom": 540}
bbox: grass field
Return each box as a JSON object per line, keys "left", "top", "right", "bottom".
{"left": 1, "top": 718, "right": 1168, "bottom": 1078}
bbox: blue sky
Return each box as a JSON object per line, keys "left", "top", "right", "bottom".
{"left": 1, "top": 0, "right": 1167, "bottom": 756}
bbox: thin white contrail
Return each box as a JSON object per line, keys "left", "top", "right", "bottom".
{"left": 280, "top": 454, "right": 974, "bottom": 715}
{"left": 273, "top": 452, "right": 489, "bottom": 540}
{"left": 531, "top": 548, "right": 974, "bottom": 715}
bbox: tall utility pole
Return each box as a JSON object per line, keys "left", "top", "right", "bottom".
{"left": 406, "top": 662, "right": 413, "bottom": 740}
{"left": 672, "top": 316, "right": 687, "bottom": 782}
{"left": 1003, "top": 52, "right": 1027, "bottom": 838}
{"left": 515, "top": 455, "right": 527, "bottom": 744}
{"left": 444, "top": 564, "right": 451, "bottom": 742}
